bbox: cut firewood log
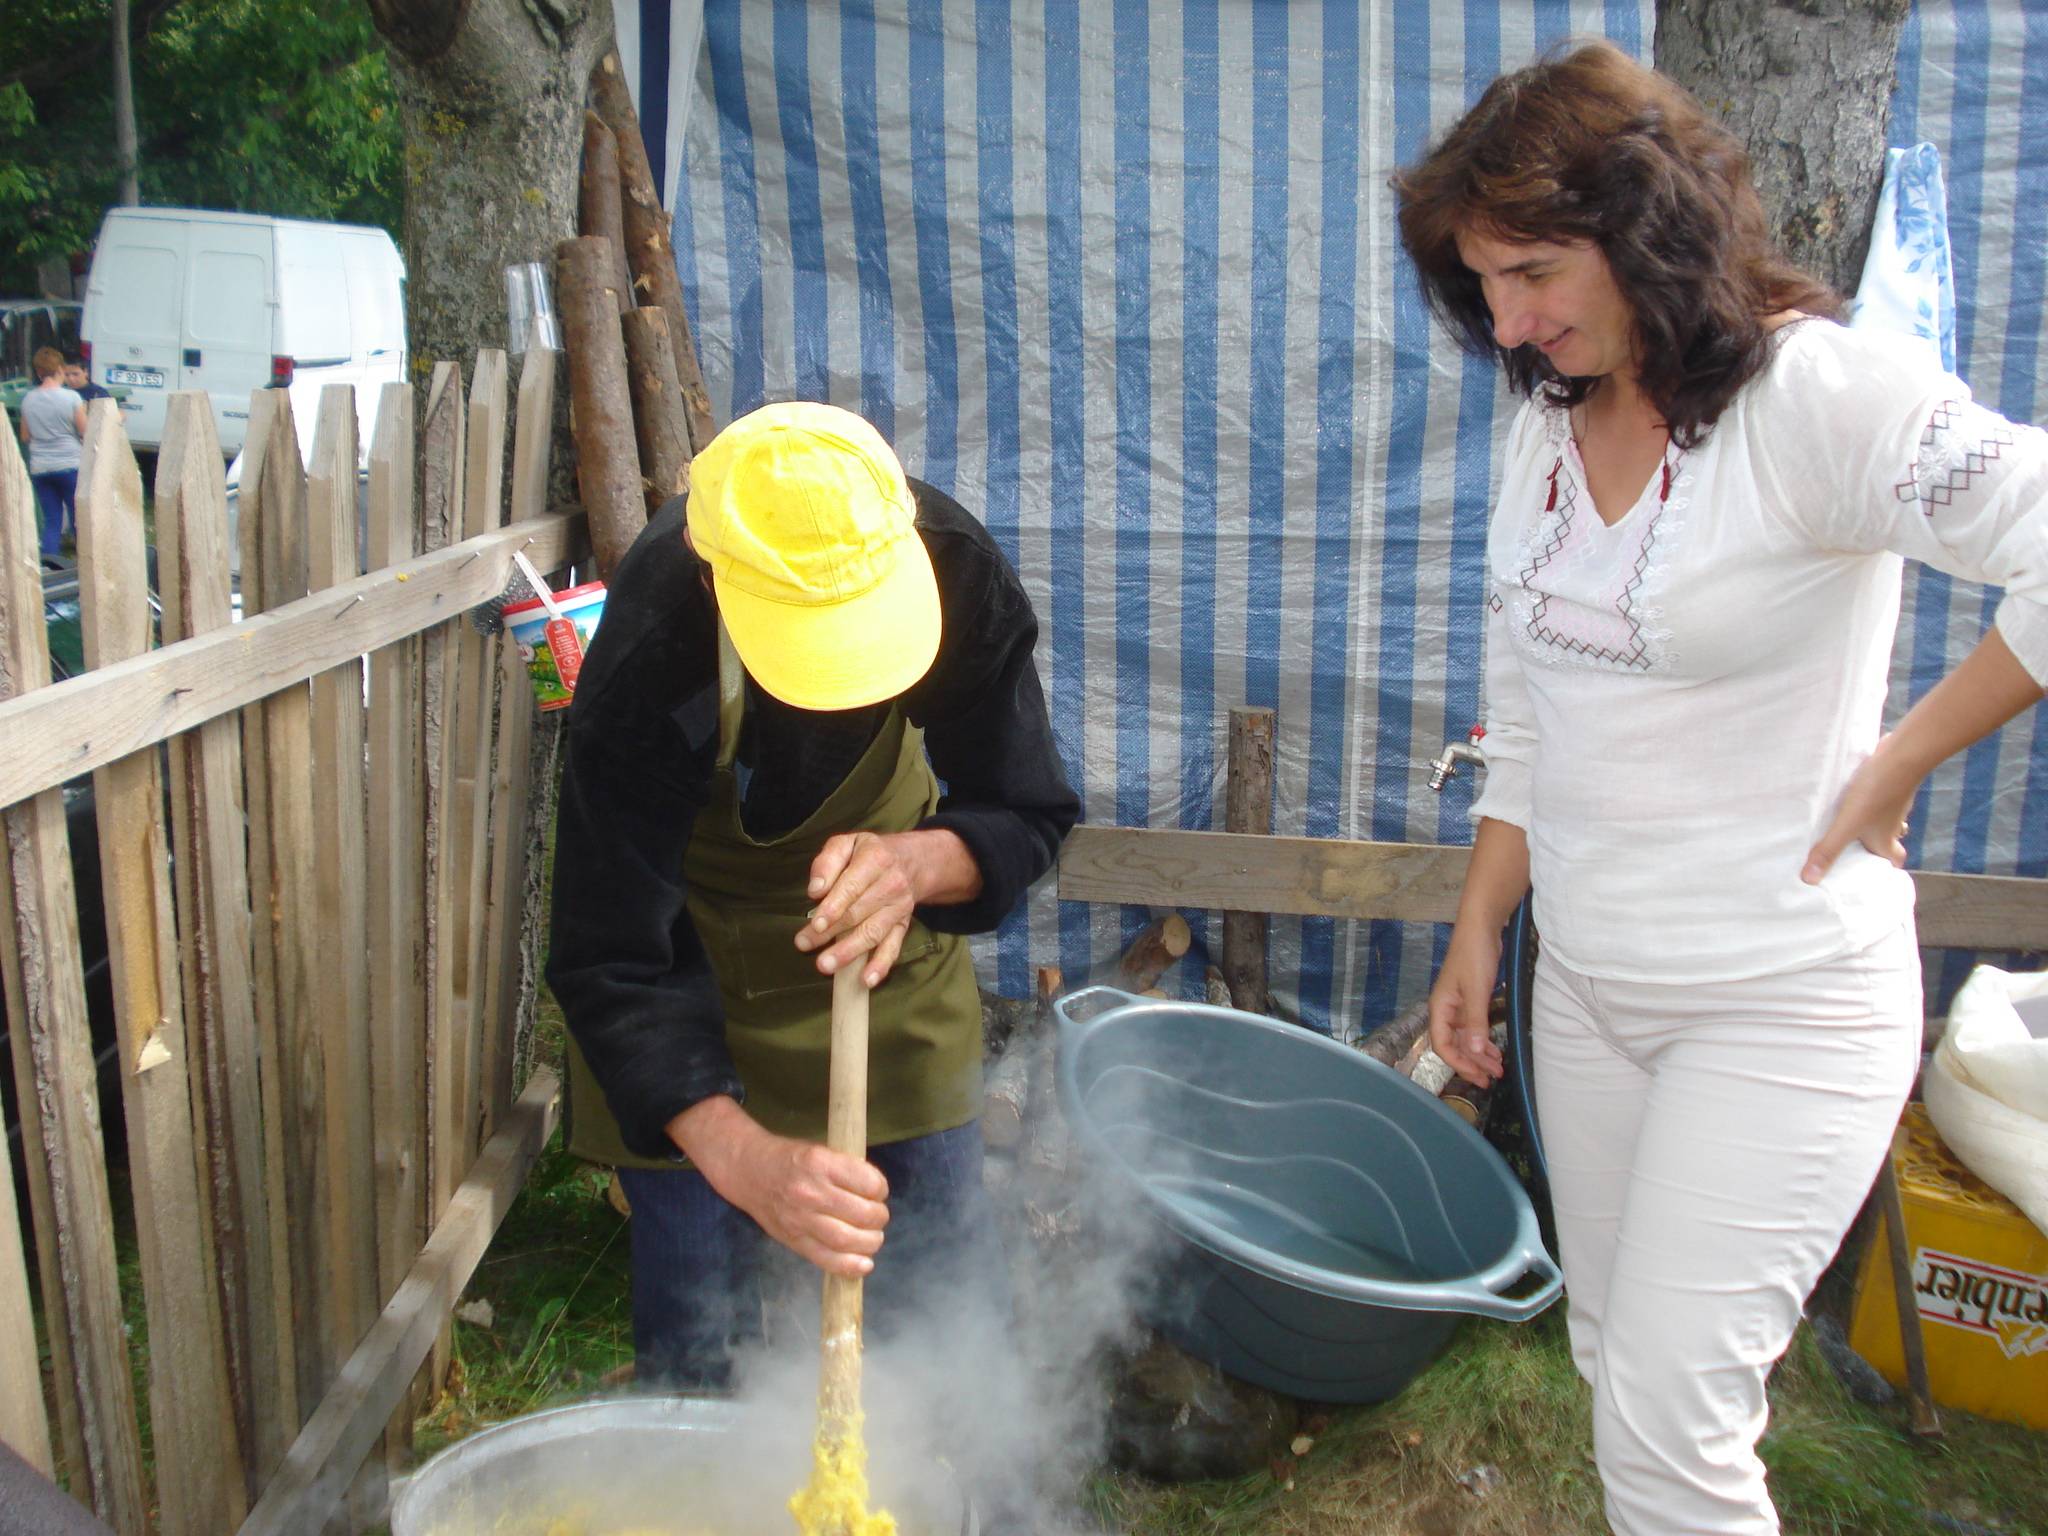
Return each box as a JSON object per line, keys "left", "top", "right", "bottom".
{"left": 590, "top": 52, "right": 717, "bottom": 452}
{"left": 620, "top": 307, "right": 692, "bottom": 513}
{"left": 554, "top": 236, "right": 645, "bottom": 581}
{"left": 1357, "top": 999, "right": 1431, "bottom": 1069}
{"left": 1117, "top": 913, "right": 1191, "bottom": 993}
{"left": 578, "top": 114, "right": 633, "bottom": 315}
{"left": 982, "top": 1037, "right": 1035, "bottom": 1152}
{"left": 1438, "top": 1074, "right": 1491, "bottom": 1128}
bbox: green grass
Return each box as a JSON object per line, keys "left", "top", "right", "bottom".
{"left": 1070, "top": 1311, "right": 2047, "bottom": 1536}
{"left": 412, "top": 1130, "right": 634, "bottom": 1460}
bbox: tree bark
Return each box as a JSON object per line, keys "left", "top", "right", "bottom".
{"left": 621, "top": 307, "right": 694, "bottom": 513}
{"left": 371, "top": 0, "right": 610, "bottom": 459}
{"left": 557, "top": 237, "right": 645, "bottom": 578}
{"left": 1656, "top": 0, "right": 1909, "bottom": 301}
{"left": 110, "top": 0, "right": 140, "bottom": 206}
{"left": 579, "top": 114, "right": 634, "bottom": 315}
{"left": 589, "top": 51, "right": 719, "bottom": 450}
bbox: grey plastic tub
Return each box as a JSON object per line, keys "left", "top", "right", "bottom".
{"left": 1056, "top": 987, "right": 1561, "bottom": 1404}
{"left": 389, "top": 1395, "right": 977, "bottom": 1536}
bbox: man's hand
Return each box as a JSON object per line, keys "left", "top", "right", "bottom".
{"left": 796, "top": 827, "right": 981, "bottom": 986}
{"left": 1427, "top": 924, "right": 1505, "bottom": 1089}
{"left": 667, "top": 1096, "right": 889, "bottom": 1277}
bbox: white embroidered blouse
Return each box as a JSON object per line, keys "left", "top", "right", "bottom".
{"left": 1469, "top": 318, "right": 2048, "bottom": 984}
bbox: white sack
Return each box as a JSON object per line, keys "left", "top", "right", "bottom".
{"left": 1924, "top": 964, "right": 2048, "bottom": 1236}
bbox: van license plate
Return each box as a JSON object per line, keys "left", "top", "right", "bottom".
{"left": 104, "top": 366, "right": 164, "bottom": 388}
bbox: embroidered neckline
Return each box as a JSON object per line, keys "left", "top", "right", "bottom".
{"left": 1510, "top": 413, "right": 1692, "bottom": 675}
{"left": 1540, "top": 442, "right": 1671, "bottom": 520}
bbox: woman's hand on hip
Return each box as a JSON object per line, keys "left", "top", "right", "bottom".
{"left": 674, "top": 1097, "right": 890, "bottom": 1277}
{"left": 1428, "top": 924, "right": 1505, "bottom": 1089}
{"left": 1803, "top": 736, "right": 1921, "bottom": 884}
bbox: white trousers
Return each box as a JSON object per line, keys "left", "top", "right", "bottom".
{"left": 1533, "top": 926, "right": 1922, "bottom": 1535}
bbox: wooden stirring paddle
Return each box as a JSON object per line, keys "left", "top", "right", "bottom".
{"left": 789, "top": 965, "right": 896, "bottom": 1536}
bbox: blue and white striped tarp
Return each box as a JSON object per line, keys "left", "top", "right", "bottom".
{"left": 619, "top": 1, "right": 2045, "bottom": 1034}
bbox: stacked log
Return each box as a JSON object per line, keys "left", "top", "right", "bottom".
{"left": 560, "top": 59, "right": 719, "bottom": 582}
{"left": 1355, "top": 995, "right": 1508, "bottom": 1130}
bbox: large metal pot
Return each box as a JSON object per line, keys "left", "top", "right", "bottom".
{"left": 389, "top": 1395, "right": 978, "bottom": 1536}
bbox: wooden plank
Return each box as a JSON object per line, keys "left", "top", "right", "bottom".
{"left": 239, "top": 396, "right": 327, "bottom": 1429}
{"left": 1060, "top": 827, "right": 1473, "bottom": 926}
{"left": 364, "top": 382, "right": 425, "bottom": 1370}
{"left": 4, "top": 432, "right": 88, "bottom": 1496}
{"left": 305, "top": 388, "right": 379, "bottom": 1397}
{"left": 451, "top": 349, "right": 509, "bottom": 1189}
{"left": 477, "top": 636, "right": 536, "bottom": 1140}
{"left": 507, "top": 347, "right": 559, "bottom": 525}
{"left": 0, "top": 511, "right": 585, "bottom": 812}
{"left": 0, "top": 1077, "right": 49, "bottom": 1475}
{"left": 418, "top": 362, "right": 466, "bottom": 1393}
{"left": 477, "top": 346, "right": 558, "bottom": 1141}
{"left": 230, "top": 388, "right": 308, "bottom": 1453}
{"left": 1059, "top": 826, "right": 2048, "bottom": 952}
{"left": 77, "top": 403, "right": 247, "bottom": 1534}
{"left": 1911, "top": 869, "right": 2048, "bottom": 952}
{"left": 0, "top": 404, "right": 147, "bottom": 1532}
{"left": 235, "top": 1071, "right": 562, "bottom": 1536}
{"left": 363, "top": 384, "right": 428, "bottom": 1472}
{"left": 157, "top": 391, "right": 292, "bottom": 1491}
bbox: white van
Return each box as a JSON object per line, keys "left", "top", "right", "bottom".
{"left": 80, "top": 207, "right": 405, "bottom": 458}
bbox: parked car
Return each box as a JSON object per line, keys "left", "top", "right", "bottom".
{"left": 80, "top": 206, "right": 406, "bottom": 458}
{"left": 0, "top": 296, "right": 137, "bottom": 426}
{"left": 2, "top": 554, "right": 159, "bottom": 1206}
{"left": 0, "top": 298, "right": 82, "bottom": 416}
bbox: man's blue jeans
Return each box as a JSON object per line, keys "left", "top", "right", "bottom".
{"left": 615, "top": 1122, "right": 1005, "bottom": 1391}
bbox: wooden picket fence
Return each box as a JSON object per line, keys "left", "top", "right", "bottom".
{"left": 0, "top": 350, "right": 579, "bottom": 1535}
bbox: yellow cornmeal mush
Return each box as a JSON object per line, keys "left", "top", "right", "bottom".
{"left": 789, "top": 1406, "right": 896, "bottom": 1536}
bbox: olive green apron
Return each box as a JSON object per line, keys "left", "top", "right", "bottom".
{"left": 565, "top": 625, "right": 983, "bottom": 1169}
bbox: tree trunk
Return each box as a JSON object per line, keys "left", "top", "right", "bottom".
{"left": 1656, "top": 0, "right": 1909, "bottom": 301}
{"left": 370, "top": 0, "right": 612, "bottom": 444}
{"left": 110, "top": 0, "right": 139, "bottom": 206}
{"left": 369, "top": 0, "right": 615, "bottom": 1110}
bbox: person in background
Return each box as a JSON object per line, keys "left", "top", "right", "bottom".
{"left": 18, "top": 345, "right": 85, "bottom": 555}
{"left": 1395, "top": 41, "right": 2048, "bottom": 1535}
{"left": 63, "top": 355, "right": 110, "bottom": 405}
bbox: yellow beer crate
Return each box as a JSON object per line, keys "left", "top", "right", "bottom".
{"left": 1849, "top": 1104, "right": 2048, "bottom": 1429}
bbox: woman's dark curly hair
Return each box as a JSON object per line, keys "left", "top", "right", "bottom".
{"left": 1391, "top": 40, "right": 1838, "bottom": 449}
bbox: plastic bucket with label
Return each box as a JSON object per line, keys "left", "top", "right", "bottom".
{"left": 505, "top": 580, "right": 606, "bottom": 712}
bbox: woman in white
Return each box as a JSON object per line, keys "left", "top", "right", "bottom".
{"left": 1395, "top": 42, "right": 2048, "bottom": 1535}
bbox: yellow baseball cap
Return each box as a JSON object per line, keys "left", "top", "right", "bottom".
{"left": 685, "top": 402, "right": 941, "bottom": 710}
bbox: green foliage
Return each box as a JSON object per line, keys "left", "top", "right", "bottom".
{"left": 0, "top": 0, "right": 400, "bottom": 293}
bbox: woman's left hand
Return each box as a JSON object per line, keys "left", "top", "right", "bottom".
{"left": 1802, "top": 736, "right": 1922, "bottom": 884}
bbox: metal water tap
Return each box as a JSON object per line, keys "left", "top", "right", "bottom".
{"left": 1426, "top": 725, "right": 1487, "bottom": 792}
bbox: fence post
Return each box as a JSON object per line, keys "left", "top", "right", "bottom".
{"left": 0, "top": 398, "right": 147, "bottom": 1532}
{"left": 159, "top": 390, "right": 292, "bottom": 1491}
{"left": 1222, "top": 708, "right": 1277, "bottom": 1012}
{"left": 79, "top": 401, "right": 248, "bottom": 1532}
